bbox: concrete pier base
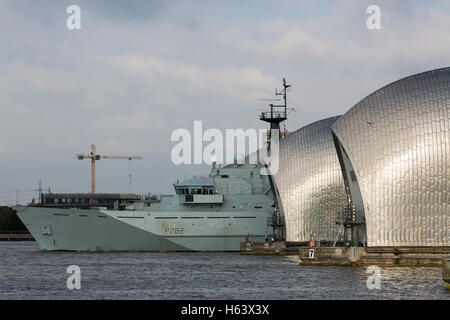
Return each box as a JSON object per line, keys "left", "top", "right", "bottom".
{"left": 241, "top": 243, "right": 450, "bottom": 268}
{"left": 298, "top": 247, "right": 449, "bottom": 267}
{"left": 0, "top": 233, "right": 34, "bottom": 241}
{"left": 240, "top": 241, "right": 298, "bottom": 255}
{"left": 443, "top": 258, "right": 450, "bottom": 289}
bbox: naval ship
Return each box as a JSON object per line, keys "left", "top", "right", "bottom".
{"left": 14, "top": 164, "right": 278, "bottom": 251}
{"left": 14, "top": 78, "right": 291, "bottom": 251}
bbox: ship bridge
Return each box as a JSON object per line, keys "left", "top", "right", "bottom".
{"left": 173, "top": 177, "right": 223, "bottom": 204}
{"left": 173, "top": 177, "right": 214, "bottom": 195}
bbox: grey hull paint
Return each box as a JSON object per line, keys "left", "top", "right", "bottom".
{"left": 15, "top": 206, "right": 269, "bottom": 251}
{"left": 15, "top": 206, "right": 188, "bottom": 251}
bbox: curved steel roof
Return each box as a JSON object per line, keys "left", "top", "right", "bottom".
{"left": 274, "top": 116, "right": 348, "bottom": 242}
{"left": 332, "top": 67, "right": 450, "bottom": 247}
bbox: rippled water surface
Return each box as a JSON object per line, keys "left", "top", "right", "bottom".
{"left": 0, "top": 242, "right": 448, "bottom": 300}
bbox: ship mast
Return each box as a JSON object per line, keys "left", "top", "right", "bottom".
{"left": 259, "top": 77, "right": 293, "bottom": 246}
{"left": 260, "top": 77, "right": 291, "bottom": 151}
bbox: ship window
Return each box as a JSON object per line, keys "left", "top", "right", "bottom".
{"left": 221, "top": 175, "right": 229, "bottom": 178}
{"left": 176, "top": 188, "right": 190, "bottom": 195}
{"left": 209, "top": 189, "right": 213, "bottom": 195}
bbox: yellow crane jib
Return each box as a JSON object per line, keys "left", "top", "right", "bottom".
{"left": 76, "top": 144, "right": 143, "bottom": 194}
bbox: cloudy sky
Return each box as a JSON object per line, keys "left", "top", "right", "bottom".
{"left": 1, "top": 0, "right": 450, "bottom": 204}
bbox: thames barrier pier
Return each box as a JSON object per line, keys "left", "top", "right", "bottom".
{"left": 242, "top": 68, "right": 450, "bottom": 268}
{"left": 241, "top": 242, "right": 449, "bottom": 267}
{"left": 298, "top": 247, "right": 449, "bottom": 267}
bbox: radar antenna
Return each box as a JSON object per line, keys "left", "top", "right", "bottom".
{"left": 259, "top": 77, "right": 291, "bottom": 132}
{"left": 259, "top": 77, "right": 295, "bottom": 151}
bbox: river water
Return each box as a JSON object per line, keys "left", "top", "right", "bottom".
{"left": 0, "top": 242, "right": 448, "bottom": 300}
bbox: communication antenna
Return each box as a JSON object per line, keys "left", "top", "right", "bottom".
{"left": 258, "top": 98, "right": 282, "bottom": 103}
{"left": 260, "top": 78, "right": 291, "bottom": 130}
{"left": 129, "top": 159, "right": 132, "bottom": 193}
{"left": 38, "top": 180, "right": 42, "bottom": 203}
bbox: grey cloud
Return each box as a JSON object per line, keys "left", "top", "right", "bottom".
{"left": 0, "top": 0, "right": 449, "bottom": 204}
{"left": 78, "top": 0, "right": 167, "bottom": 21}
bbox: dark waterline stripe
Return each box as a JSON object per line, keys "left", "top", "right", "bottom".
{"left": 154, "top": 217, "right": 178, "bottom": 219}
{"left": 180, "top": 217, "right": 204, "bottom": 219}
{"left": 117, "top": 216, "right": 144, "bottom": 219}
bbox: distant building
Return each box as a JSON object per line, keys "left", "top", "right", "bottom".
{"left": 38, "top": 193, "right": 141, "bottom": 210}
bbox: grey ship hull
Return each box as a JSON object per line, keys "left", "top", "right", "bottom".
{"left": 14, "top": 205, "right": 270, "bottom": 251}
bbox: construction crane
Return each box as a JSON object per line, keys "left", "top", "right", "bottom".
{"left": 76, "top": 144, "right": 143, "bottom": 194}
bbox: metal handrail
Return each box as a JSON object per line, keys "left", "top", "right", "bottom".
{"left": 260, "top": 111, "right": 287, "bottom": 119}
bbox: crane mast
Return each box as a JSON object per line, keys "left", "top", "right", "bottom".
{"left": 76, "top": 144, "right": 143, "bottom": 194}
